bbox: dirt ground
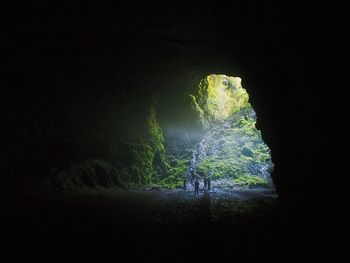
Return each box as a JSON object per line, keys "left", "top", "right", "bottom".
{"left": 0, "top": 187, "right": 334, "bottom": 261}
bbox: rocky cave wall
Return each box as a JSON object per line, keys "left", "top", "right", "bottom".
{"left": 2, "top": 1, "right": 345, "bottom": 203}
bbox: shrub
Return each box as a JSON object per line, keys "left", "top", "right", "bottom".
{"left": 233, "top": 175, "right": 269, "bottom": 187}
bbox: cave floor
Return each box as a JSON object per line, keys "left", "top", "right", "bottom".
{"left": 1, "top": 187, "right": 329, "bottom": 261}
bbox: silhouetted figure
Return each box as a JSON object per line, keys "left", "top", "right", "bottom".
{"left": 207, "top": 177, "right": 211, "bottom": 191}
{"left": 183, "top": 178, "right": 186, "bottom": 190}
{"left": 194, "top": 179, "right": 199, "bottom": 195}
{"left": 203, "top": 177, "right": 208, "bottom": 191}
{"left": 189, "top": 170, "right": 195, "bottom": 187}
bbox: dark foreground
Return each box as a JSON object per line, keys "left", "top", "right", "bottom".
{"left": 1, "top": 187, "right": 335, "bottom": 261}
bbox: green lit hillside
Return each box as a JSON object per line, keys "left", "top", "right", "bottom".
{"left": 189, "top": 74, "right": 273, "bottom": 187}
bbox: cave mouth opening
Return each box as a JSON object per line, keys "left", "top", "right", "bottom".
{"left": 186, "top": 74, "right": 274, "bottom": 190}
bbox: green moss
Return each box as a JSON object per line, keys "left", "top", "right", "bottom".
{"left": 129, "top": 141, "right": 154, "bottom": 185}
{"left": 191, "top": 75, "right": 274, "bottom": 185}
{"left": 197, "top": 156, "right": 248, "bottom": 179}
{"left": 119, "top": 103, "right": 169, "bottom": 187}
{"left": 233, "top": 175, "right": 269, "bottom": 187}
{"left": 151, "top": 156, "right": 188, "bottom": 189}
{"left": 189, "top": 95, "right": 209, "bottom": 128}
{"left": 124, "top": 75, "right": 273, "bottom": 189}
{"left": 148, "top": 106, "right": 166, "bottom": 157}
{"left": 152, "top": 176, "right": 183, "bottom": 189}
{"left": 192, "top": 75, "right": 251, "bottom": 127}
{"left": 147, "top": 105, "right": 170, "bottom": 179}
{"left": 146, "top": 101, "right": 199, "bottom": 189}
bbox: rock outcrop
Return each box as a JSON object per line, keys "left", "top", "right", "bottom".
{"left": 49, "top": 159, "right": 126, "bottom": 191}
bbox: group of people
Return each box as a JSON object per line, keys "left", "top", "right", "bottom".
{"left": 183, "top": 170, "right": 212, "bottom": 195}
{"left": 193, "top": 177, "right": 211, "bottom": 195}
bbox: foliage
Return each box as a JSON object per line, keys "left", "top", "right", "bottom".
{"left": 233, "top": 175, "right": 269, "bottom": 187}
{"left": 122, "top": 75, "right": 273, "bottom": 189}
{"left": 197, "top": 156, "right": 242, "bottom": 178}
{"left": 191, "top": 75, "right": 273, "bottom": 186}
{"left": 125, "top": 103, "right": 189, "bottom": 188}
{"left": 192, "top": 75, "right": 251, "bottom": 128}
{"left": 148, "top": 106, "right": 166, "bottom": 157}
{"left": 147, "top": 105, "right": 169, "bottom": 179}
{"left": 129, "top": 140, "right": 154, "bottom": 185}
{"left": 189, "top": 95, "right": 209, "bottom": 128}
{"left": 151, "top": 156, "right": 188, "bottom": 189}
{"left": 116, "top": 103, "right": 168, "bottom": 187}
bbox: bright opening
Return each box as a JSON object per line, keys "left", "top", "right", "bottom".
{"left": 187, "top": 74, "right": 274, "bottom": 189}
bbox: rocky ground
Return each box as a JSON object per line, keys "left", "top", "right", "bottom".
{"left": 0, "top": 186, "right": 332, "bottom": 261}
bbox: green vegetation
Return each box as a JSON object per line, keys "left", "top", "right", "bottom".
{"left": 129, "top": 141, "right": 154, "bottom": 185}
{"left": 147, "top": 105, "right": 169, "bottom": 179}
{"left": 189, "top": 94, "right": 208, "bottom": 128}
{"left": 121, "top": 74, "right": 273, "bottom": 189}
{"left": 191, "top": 74, "right": 273, "bottom": 187}
{"left": 147, "top": 105, "right": 188, "bottom": 188}
{"left": 192, "top": 75, "right": 250, "bottom": 128}
{"left": 149, "top": 156, "right": 189, "bottom": 189}
{"left": 233, "top": 175, "right": 269, "bottom": 187}
{"left": 197, "top": 156, "right": 243, "bottom": 178}
{"left": 194, "top": 107, "right": 273, "bottom": 181}
{"left": 122, "top": 103, "right": 187, "bottom": 189}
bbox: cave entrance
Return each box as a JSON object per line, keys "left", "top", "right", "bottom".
{"left": 187, "top": 74, "right": 274, "bottom": 190}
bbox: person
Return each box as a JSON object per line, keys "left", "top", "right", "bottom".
{"left": 207, "top": 177, "right": 211, "bottom": 191}
{"left": 194, "top": 179, "right": 199, "bottom": 195}
{"left": 203, "top": 177, "right": 208, "bottom": 191}
{"left": 183, "top": 178, "right": 186, "bottom": 191}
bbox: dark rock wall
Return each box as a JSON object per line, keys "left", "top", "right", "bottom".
{"left": 3, "top": 2, "right": 346, "bottom": 203}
